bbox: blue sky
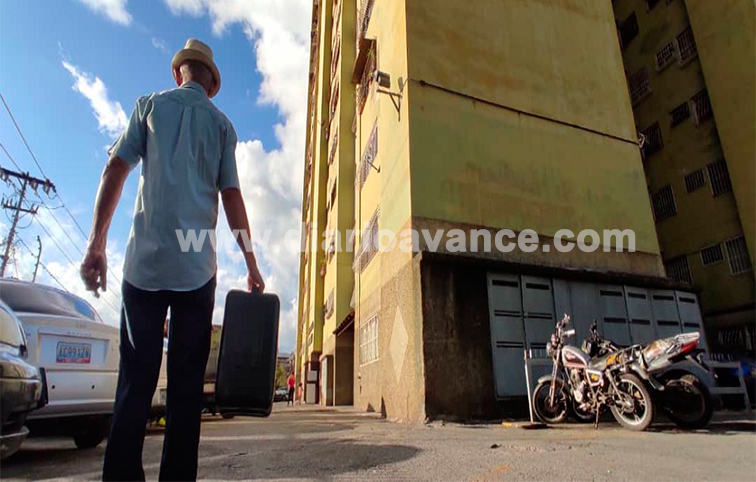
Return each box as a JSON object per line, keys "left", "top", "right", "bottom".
{"left": 0, "top": 0, "right": 311, "bottom": 353}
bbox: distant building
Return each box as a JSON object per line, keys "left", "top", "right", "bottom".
{"left": 277, "top": 353, "right": 291, "bottom": 375}
{"left": 612, "top": 0, "right": 754, "bottom": 355}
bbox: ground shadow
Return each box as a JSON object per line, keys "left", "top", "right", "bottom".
{"left": 196, "top": 437, "right": 420, "bottom": 480}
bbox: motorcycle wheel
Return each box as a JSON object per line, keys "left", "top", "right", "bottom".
{"left": 532, "top": 381, "right": 569, "bottom": 424}
{"left": 663, "top": 374, "right": 713, "bottom": 430}
{"left": 610, "top": 373, "right": 654, "bottom": 431}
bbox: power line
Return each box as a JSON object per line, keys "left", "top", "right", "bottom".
{"left": 16, "top": 236, "right": 67, "bottom": 292}
{"left": 0, "top": 90, "right": 123, "bottom": 290}
{"left": 31, "top": 200, "right": 123, "bottom": 288}
{"left": 32, "top": 213, "right": 122, "bottom": 304}
{"left": 0, "top": 92, "right": 50, "bottom": 179}
{"left": 16, "top": 234, "right": 120, "bottom": 317}
{"left": 0, "top": 141, "right": 23, "bottom": 171}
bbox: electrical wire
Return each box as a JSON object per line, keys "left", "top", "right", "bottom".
{"left": 0, "top": 92, "right": 50, "bottom": 179}
{"left": 0, "top": 91, "right": 123, "bottom": 292}
{"left": 0, "top": 141, "right": 23, "bottom": 171}
{"left": 16, "top": 235, "right": 120, "bottom": 316}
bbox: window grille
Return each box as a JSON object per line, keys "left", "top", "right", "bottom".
{"left": 628, "top": 68, "right": 652, "bottom": 105}
{"left": 358, "top": 122, "right": 378, "bottom": 188}
{"left": 655, "top": 41, "right": 676, "bottom": 71}
{"left": 700, "top": 244, "right": 724, "bottom": 266}
{"left": 670, "top": 102, "right": 690, "bottom": 127}
{"left": 359, "top": 315, "right": 379, "bottom": 365}
{"left": 684, "top": 169, "right": 705, "bottom": 193}
{"left": 707, "top": 160, "right": 732, "bottom": 196}
{"left": 641, "top": 122, "right": 663, "bottom": 159}
{"left": 665, "top": 256, "right": 692, "bottom": 284}
{"left": 652, "top": 185, "right": 677, "bottom": 222}
{"left": 725, "top": 236, "right": 752, "bottom": 275}
{"left": 676, "top": 26, "right": 698, "bottom": 65}
{"left": 691, "top": 89, "right": 713, "bottom": 124}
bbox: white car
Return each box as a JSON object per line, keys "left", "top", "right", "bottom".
{"left": 0, "top": 279, "right": 167, "bottom": 448}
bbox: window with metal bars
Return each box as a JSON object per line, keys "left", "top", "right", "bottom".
{"left": 676, "top": 26, "right": 698, "bottom": 65}
{"left": 329, "top": 130, "right": 339, "bottom": 166}
{"left": 641, "top": 122, "right": 663, "bottom": 159}
{"left": 354, "top": 208, "right": 379, "bottom": 273}
{"left": 684, "top": 169, "right": 705, "bottom": 193}
{"left": 701, "top": 244, "right": 724, "bottom": 266}
{"left": 619, "top": 12, "right": 639, "bottom": 49}
{"left": 652, "top": 185, "right": 677, "bottom": 223}
{"left": 707, "top": 160, "right": 732, "bottom": 196}
{"left": 725, "top": 236, "right": 752, "bottom": 275}
{"left": 357, "top": 44, "right": 375, "bottom": 114}
{"left": 628, "top": 68, "right": 652, "bottom": 105}
{"left": 324, "top": 290, "right": 335, "bottom": 319}
{"left": 359, "top": 315, "right": 379, "bottom": 365}
{"left": 665, "top": 256, "right": 692, "bottom": 284}
{"left": 358, "top": 122, "right": 378, "bottom": 188}
{"left": 655, "top": 41, "right": 676, "bottom": 71}
{"left": 670, "top": 102, "right": 690, "bottom": 127}
{"left": 329, "top": 81, "right": 340, "bottom": 126}
{"left": 691, "top": 89, "right": 713, "bottom": 125}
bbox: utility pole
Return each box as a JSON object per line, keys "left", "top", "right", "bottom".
{"left": 0, "top": 167, "right": 55, "bottom": 277}
{"left": 32, "top": 236, "right": 41, "bottom": 282}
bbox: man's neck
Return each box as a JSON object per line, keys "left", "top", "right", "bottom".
{"left": 181, "top": 80, "right": 208, "bottom": 96}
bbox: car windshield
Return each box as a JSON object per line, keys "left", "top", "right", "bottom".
{"left": 0, "top": 281, "right": 103, "bottom": 323}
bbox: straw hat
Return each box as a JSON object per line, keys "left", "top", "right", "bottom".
{"left": 172, "top": 39, "right": 221, "bottom": 98}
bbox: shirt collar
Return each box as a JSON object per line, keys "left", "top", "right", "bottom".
{"left": 181, "top": 81, "right": 207, "bottom": 96}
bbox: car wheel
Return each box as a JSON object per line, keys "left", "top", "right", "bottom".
{"left": 73, "top": 417, "right": 110, "bottom": 449}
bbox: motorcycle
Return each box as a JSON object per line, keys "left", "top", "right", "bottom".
{"left": 532, "top": 314, "right": 655, "bottom": 431}
{"left": 581, "top": 321, "right": 713, "bottom": 429}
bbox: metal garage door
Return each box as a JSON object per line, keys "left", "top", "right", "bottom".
{"left": 487, "top": 274, "right": 706, "bottom": 399}
{"left": 486, "top": 274, "right": 526, "bottom": 398}
{"left": 651, "top": 290, "right": 683, "bottom": 338}
{"left": 599, "top": 286, "right": 632, "bottom": 347}
{"left": 624, "top": 287, "right": 657, "bottom": 345}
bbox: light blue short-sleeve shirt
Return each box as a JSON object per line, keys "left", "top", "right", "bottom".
{"left": 110, "top": 81, "right": 240, "bottom": 292}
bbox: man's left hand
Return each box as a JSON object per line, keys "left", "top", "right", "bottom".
{"left": 80, "top": 247, "right": 108, "bottom": 298}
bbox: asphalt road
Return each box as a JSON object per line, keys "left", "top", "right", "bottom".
{"left": 2, "top": 404, "right": 755, "bottom": 481}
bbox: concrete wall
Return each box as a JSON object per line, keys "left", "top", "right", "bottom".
{"left": 405, "top": 0, "right": 662, "bottom": 275}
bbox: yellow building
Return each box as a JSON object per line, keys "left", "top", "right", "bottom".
{"left": 612, "top": 0, "right": 755, "bottom": 355}
{"left": 298, "top": 0, "right": 716, "bottom": 421}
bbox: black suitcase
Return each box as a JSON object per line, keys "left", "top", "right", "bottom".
{"left": 215, "top": 290, "right": 280, "bottom": 417}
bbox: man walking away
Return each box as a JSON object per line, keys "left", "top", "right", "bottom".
{"left": 80, "top": 39, "right": 265, "bottom": 481}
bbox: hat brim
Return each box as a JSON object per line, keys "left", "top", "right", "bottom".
{"left": 172, "top": 49, "right": 221, "bottom": 98}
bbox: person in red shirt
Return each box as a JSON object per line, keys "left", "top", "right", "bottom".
{"left": 286, "top": 373, "right": 296, "bottom": 406}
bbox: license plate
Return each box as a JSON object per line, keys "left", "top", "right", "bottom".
{"left": 56, "top": 341, "right": 92, "bottom": 364}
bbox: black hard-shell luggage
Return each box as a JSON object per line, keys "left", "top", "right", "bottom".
{"left": 215, "top": 290, "right": 280, "bottom": 417}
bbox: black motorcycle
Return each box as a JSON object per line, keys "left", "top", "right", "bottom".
{"left": 581, "top": 321, "right": 712, "bottom": 429}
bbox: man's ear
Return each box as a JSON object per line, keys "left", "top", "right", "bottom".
{"left": 172, "top": 67, "right": 182, "bottom": 87}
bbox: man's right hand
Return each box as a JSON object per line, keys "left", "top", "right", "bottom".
{"left": 247, "top": 264, "right": 265, "bottom": 294}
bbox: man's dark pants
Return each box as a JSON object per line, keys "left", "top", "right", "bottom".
{"left": 103, "top": 277, "right": 216, "bottom": 481}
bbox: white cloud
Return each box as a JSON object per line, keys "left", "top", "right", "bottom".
{"left": 163, "top": 0, "right": 310, "bottom": 352}
{"left": 151, "top": 37, "right": 170, "bottom": 54}
{"left": 75, "top": 0, "right": 132, "bottom": 26}
{"left": 62, "top": 61, "right": 128, "bottom": 140}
